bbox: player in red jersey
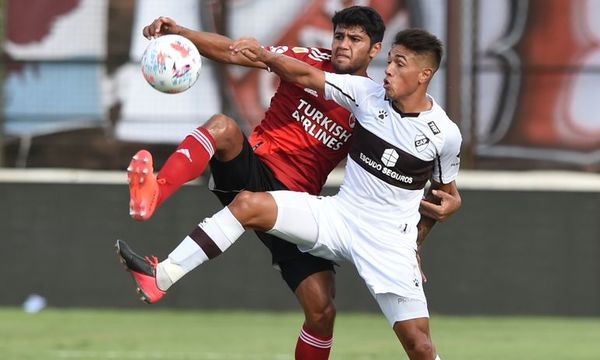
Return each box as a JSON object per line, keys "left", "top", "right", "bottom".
{"left": 118, "top": 6, "right": 461, "bottom": 360}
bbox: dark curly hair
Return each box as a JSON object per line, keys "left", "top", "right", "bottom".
{"left": 332, "top": 6, "right": 385, "bottom": 45}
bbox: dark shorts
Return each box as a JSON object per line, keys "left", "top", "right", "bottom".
{"left": 209, "top": 137, "right": 335, "bottom": 291}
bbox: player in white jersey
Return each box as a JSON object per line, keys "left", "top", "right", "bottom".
{"left": 144, "top": 29, "right": 459, "bottom": 359}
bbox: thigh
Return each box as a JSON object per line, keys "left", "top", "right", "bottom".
{"left": 294, "top": 269, "right": 336, "bottom": 313}
{"left": 276, "top": 250, "right": 335, "bottom": 291}
{"left": 351, "top": 225, "right": 426, "bottom": 303}
{"left": 374, "top": 292, "right": 429, "bottom": 327}
{"left": 267, "top": 191, "right": 320, "bottom": 249}
{"left": 269, "top": 192, "right": 348, "bottom": 262}
{"left": 210, "top": 143, "right": 336, "bottom": 288}
{"left": 209, "top": 135, "right": 279, "bottom": 205}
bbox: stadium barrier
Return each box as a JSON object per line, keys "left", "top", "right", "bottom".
{"left": 1, "top": 169, "right": 599, "bottom": 316}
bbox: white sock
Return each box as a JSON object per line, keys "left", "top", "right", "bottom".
{"left": 156, "top": 207, "right": 244, "bottom": 290}
{"left": 435, "top": 355, "right": 441, "bottom": 360}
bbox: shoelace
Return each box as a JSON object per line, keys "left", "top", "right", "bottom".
{"left": 145, "top": 255, "right": 159, "bottom": 269}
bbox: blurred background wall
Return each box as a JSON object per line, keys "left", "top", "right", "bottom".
{"left": 0, "top": 0, "right": 599, "bottom": 315}
{"left": 1, "top": 173, "right": 599, "bottom": 315}
{"left": 1, "top": 0, "right": 599, "bottom": 170}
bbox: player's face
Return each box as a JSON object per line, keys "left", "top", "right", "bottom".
{"left": 330, "top": 25, "right": 378, "bottom": 75}
{"left": 383, "top": 45, "right": 431, "bottom": 100}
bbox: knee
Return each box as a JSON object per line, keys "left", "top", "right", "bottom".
{"left": 414, "top": 340, "right": 434, "bottom": 358}
{"left": 204, "top": 114, "right": 242, "bottom": 148}
{"left": 305, "top": 300, "right": 336, "bottom": 329}
{"left": 404, "top": 336, "right": 434, "bottom": 358}
{"left": 231, "top": 191, "right": 261, "bottom": 212}
{"left": 229, "top": 191, "right": 276, "bottom": 230}
{"left": 205, "top": 113, "right": 237, "bottom": 130}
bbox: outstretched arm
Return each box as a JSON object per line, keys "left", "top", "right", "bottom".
{"left": 142, "top": 16, "right": 267, "bottom": 69}
{"left": 230, "top": 37, "right": 326, "bottom": 92}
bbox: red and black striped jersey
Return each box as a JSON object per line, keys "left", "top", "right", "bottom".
{"left": 248, "top": 46, "right": 355, "bottom": 195}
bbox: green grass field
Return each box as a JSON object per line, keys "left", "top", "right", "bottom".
{"left": 1, "top": 307, "right": 599, "bottom": 359}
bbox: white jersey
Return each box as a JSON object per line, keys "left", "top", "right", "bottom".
{"left": 266, "top": 73, "right": 462, "bottom": 308}
{"left": 324, "top": 72, "right": 462, "bottom": 241}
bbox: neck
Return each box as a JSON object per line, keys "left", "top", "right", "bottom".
{"left": 351, "top": 69, "right": 368, "bottom": 77}
{"left": 392, "top": 93, "right": 431, "bottom": 113}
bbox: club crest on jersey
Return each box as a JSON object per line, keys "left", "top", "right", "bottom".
{"left": 428, "top": 121, "right": 440, "bottom": 135}
{"left": 414, "top": 134, "right": 430, "bottom": 152}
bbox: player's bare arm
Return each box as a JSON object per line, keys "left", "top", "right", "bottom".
{"left": 415, "top": 181, "right": 458, "bottom": 283}
{"left": 142, "top": 16, "right": 267, "bottom": 69}
{"left": 416, "top": 180, "right": 458, "bottom": 251}
{"left": 420, "top": 182, "right": 461, "bottom": 221}
{"left": 231, "top": 37, "right": 326, "bottom": 92}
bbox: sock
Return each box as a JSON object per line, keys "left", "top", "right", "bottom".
{"left": 155, "top": 127, "right": 216, "bottom": 206}
{"left": 155, "top": 207, "right": 244, "bottom": 290}
{"left": 435, "top": 356, "right": 441, "bottom": 360}
{"left": 295, "top": 324, "right": 333, "bottom": 360}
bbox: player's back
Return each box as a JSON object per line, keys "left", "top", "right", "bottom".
{"left": 249, "top": 47, "right": 355, "bottom": 195}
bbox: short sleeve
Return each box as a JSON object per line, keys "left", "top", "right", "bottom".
{"left": 432, "top": 123, "right": 462, "bottom": 184}
{"left": 323, "top": 72, "right": 375, "bottom": 111}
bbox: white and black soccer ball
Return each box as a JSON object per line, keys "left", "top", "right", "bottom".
{"left": 141, "top": 34, "right": 202, "bottom": 94}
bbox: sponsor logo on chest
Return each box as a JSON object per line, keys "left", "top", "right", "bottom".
{"left": 349, "top": 123, "right": 434, "bottom": 190}
{"left": 358, "top": 151, "right": 414, "bottom": 184}
{"left": 291, "top": 99, "right": 352, "bottom": 150}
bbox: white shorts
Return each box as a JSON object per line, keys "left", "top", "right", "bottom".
{"left": 373, "top": 292, "right": 429, "bottom": 327}
{"left": 267, "top": 190, "right": 428, "bottom": 325}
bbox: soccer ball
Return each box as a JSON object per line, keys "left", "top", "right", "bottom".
{"left": 141, "top": 34, "right": 202, "bottom": 94}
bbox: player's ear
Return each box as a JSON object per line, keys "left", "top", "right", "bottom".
{"left": 419, "top": 67, "right": 433, "bottom": 84}
{"left": 369, "top": 42, "right": 382, "bottom": 59}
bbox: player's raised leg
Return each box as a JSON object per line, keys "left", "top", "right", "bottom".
{"left": 154, "top": 191, "right": 279, "bottom": 291}
{"left": 118, "top": 190, "right": 321, "bottom": 303}
{"left": 128, "top": 114, "right": 243, "bottom": 221}
{"left": 117, "top": 191, "right": 276, "bottom": 303}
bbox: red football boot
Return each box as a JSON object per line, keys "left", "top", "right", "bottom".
{"left": 127, "top": 150, "right": 160, "bottom": 221}
{"left": 115, "top": 239, "right": 166, "bottom": 304}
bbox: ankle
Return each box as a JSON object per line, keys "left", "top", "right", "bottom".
{"left": 156, "top": 259, "right": 184, "bottom": 291}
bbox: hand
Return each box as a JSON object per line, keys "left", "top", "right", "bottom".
{"left": 420, "top": 188, "right": 461, "bottom": 221}
{"left": 142, "top": 16, "right": 181, "bottom": 39}
{"left": 229, "top": 37, "right": 267, "bottom": 62}
{"left": 416, "top": 252, "right": 428, "bottom": 284}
